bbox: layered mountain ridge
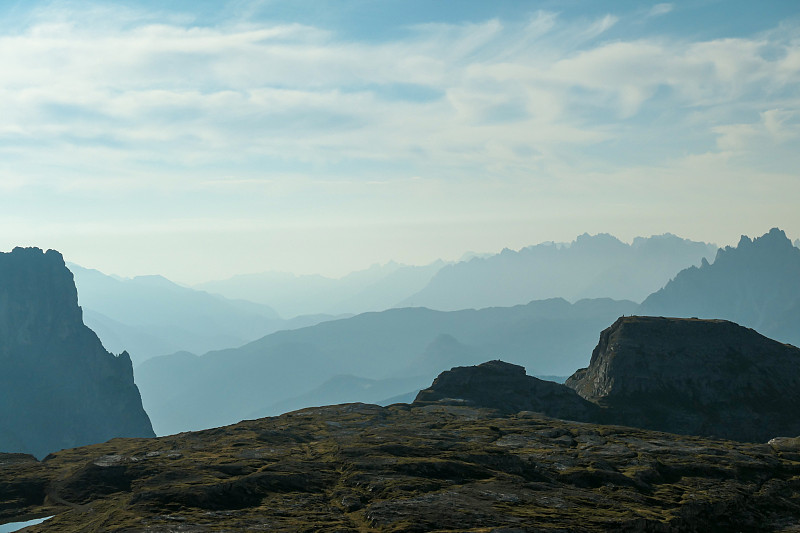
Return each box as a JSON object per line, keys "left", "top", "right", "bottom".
{"left": 135, "top": 228, "right": 799, "bottom": 436}
{"left": 136, "top": 297, "right": 637, "bottom": 435}
{"left": 401, "top": 233, "right": 717, "bottom": 310}
{"left": 639, "top": 227, "right": 800, "bottom": 346}
{"left": 418, "top": 316, "right": 800, "bottom": 443}
{"left": 69, "top": 264, "right": 341, "bottom": 365}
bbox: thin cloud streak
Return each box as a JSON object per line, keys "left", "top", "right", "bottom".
{"left": 0, "top": 2, "right": 797, "bottom": 280}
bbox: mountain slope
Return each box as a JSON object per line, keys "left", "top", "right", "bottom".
{"left": 639, "top": 228, "right": 800, "bottom": 346}
{"left": 70, "top": 264, "right": 338, "bottom": 364}
{"left": 0, "top": 248, "right": 154, "bottom": 458}
{"left": 401, "top": 233, "right": 717, "bottom": 310}
{"left": 136, "top": 297, "right": 637, "bottom": 434}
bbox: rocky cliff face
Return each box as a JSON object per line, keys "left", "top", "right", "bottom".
{"left": 566, "top": 316, "right": 800, "bottom": 442}
{"left": 414, "top": 360, "right": 599, "bottom": 422}
{"left": 0, "top": 247, "right": 154, "bottom": 458}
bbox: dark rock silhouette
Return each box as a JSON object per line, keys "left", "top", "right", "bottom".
{"left": 417, "top": 316, "right": 800, "bottom": 443}
{"left": 567, "top": 316, "right": 800, "bottom": 442}
{"left": 0, "top": 247, "right": 154, "bottom": 458}
{"left": 639, "top": 227, "right": 800, "bottom": 346}
{"left": 414, "top": 360, "right": 599, "bottom": 422}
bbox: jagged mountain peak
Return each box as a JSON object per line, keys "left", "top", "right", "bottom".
{"left": 401, "top": 232, "right": 716, "bottom": 309}
{"left": 0, "top": 247, "right": 154, "bottom": 458}
{"left": 639, "top": 228, "right": 800, "bottom": 344}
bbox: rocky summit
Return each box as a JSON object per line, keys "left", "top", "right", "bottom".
{"left": 3, "top": 403, "right": 800, "bottom": 532}
{"left": 0, "top": 247, "right": 154, "bottom": 459}
{"left": 414, "top": 359, "right": 599, "bottom": 422}
{"left": 566, "top": 315, "right": 800, "bottom": 442}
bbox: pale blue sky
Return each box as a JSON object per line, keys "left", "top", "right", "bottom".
{"left": 0, "top": 1, "right": 798, "bottom": 282}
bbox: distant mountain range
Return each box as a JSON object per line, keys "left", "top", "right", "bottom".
{"left": 69, "top": 264, "right": 344, "bottom": 364}
{"left": 195, "top": 260, "right": 446, "bottom": 318}
{"left": 69, "top": 231, "right": 724, "bottom": 366}
{"left": 400, "top": 233, "right": 717, "bottom": 310}
{"left": 72, "top": 232, "right": 717, "bottom": 363}
{"left": 136, "top": 297, "right": 637, "bottom": 435}
{"left": 196, "top": 233, "right": 717, "bottom": 317}
{"left": 640, "top": 228, "right": 800, "bottom": 347}
{"left": 135, "top": 228, "right": 799, "bottom": 436}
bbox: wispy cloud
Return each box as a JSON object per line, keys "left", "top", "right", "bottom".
{"left": 0, "top": 2, "right": 798, "bottom": 279}
{"left": 648, "top": 4, "right": 674, "bottom": 18}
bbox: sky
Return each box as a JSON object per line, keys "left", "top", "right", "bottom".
{"left": 0, "top": 0, "right": 798, "bottom": 283}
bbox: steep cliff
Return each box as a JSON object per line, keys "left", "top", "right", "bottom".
{"left": 0, "top": 247, "right": 154, "bottom": 458}
{"left": 566, "top": 316, "right": 800, "bottom": 441}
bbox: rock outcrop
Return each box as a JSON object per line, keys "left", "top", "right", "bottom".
{"left": 414, "top": 360, "right": 599, "bottom": 422}
{"left": 0, "top": 247, "right": 154, "bottom": 459}
{"left": 566, "top": 315, "right": 800, "bottom": 442}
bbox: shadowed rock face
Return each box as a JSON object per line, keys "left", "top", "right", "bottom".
{"left": 566, "top": 316, "right": 800, "bottom": 442}
{"left": 0, "top": 247, "right": 154, "bottom": 459}
{"left": 414, "top": 360, "right": 599, "bottom": 422}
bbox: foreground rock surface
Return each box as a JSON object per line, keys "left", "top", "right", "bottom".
{"left": 0, "top": 247, "right": 154, "bottom": 458}
{"left": 3, "top": 403, "right": 800, "bottom": 532}
{"left": 567, "top": 316, "right": 800, "bottom": 442}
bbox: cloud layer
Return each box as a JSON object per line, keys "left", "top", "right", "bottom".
{"left": 0, "top": 2, "right": 798, "bottom": 280}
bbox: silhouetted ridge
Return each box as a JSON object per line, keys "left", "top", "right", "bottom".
{"left": 639, "top": 228, "right": 800, "bottom": 346}
{"left": 0, "top": 247, "right": 154, "bottom": 458}
{"left": 415, "top": 316, "right": 800, "bottom": 442}
{"left": 414, "top": 360, "right": 598, "bottom": 421}
{"left": 402, "top": 233, "right": 716, "bottom": 310}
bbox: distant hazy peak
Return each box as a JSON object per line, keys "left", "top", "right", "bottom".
{"left": 735, "top": 227, "right": 790, "bottom": 248}
{"left": 714, "top": 227, "right": 797, "bottom": 263}
{"left": 573, "top": 232, "right": 627, "bottom": 249}
{"left": 638, "top": 227, "right": 800, "bottom": 346}
{"left": 458, "top": 251, "right": 493, "bottom": 262}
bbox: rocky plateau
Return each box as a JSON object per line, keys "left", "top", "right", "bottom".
{"left": 3, "top": 402, "right": 800, "bottom": 532}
